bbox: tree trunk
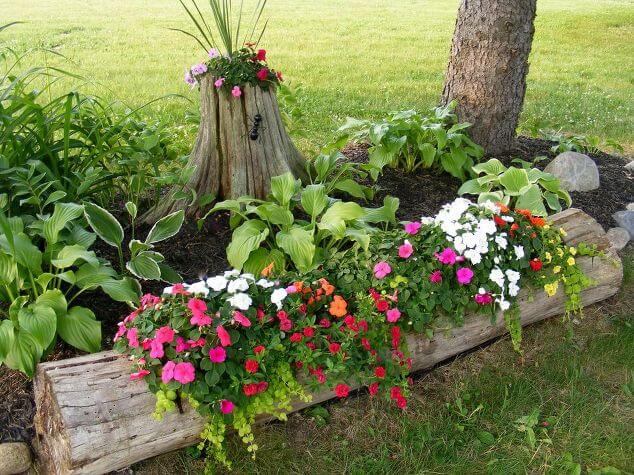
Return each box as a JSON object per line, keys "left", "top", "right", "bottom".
{"left": 33, "top": 209, "right": 623, "bottom": 475}
{"left": 145, "top": 78, "right": 306, "bottom": 222}
{"left": 441, "top": 0, "right": 537, "bottom": 155}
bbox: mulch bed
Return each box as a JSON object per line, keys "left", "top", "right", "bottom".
{"left": 1, "top": 136, "right": 631, "bottom": 444}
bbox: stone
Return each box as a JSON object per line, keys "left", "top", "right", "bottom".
{"left": 0, "top": 442, "right": 32, "bottom": 474}
{"left": 613, "top": 211, "right": 634, "bottom": 239}
{"left": 606, "top": 227, "right": 631, "bottom": 250}
{"left": 627, "top": 203, "right": 634, "bottom": 211}
{"left": 625, "top": 161, "right": 634, "bottom": 171}
{"left": 544, "top": 151, "right": 600, "bottom": 192}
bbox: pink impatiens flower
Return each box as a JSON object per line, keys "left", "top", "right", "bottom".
{"left": 150, "top": 339, "right": 164, "bottom": 359}
{"left": 214, "top": 77, "right": 225, "bottom": 88}
{"left": 404, "top": 221, "right": 421, "bottom": 235}
{"left": 175, "top": 337, "right": 190, "bottom": 353}
{"left": 373, "top": 261, "right": 392, "bottom": 279}
{"left": 114, "top": 323, "right": 126, "bottom": 342}
{"left": 173, "top": 362, "right": 196, "bottom": 384}
{"left": 188, "top": 298, "right": 212, "bottom": 326}
{"left": 233, "top": 311, "right": 252, "bottom": 327}
{"left": 220, "top": 399, "right": 235, "bottom": 414}
{"left": 170, "top": 283, "right": 189, "bottom": 295}
{"left": 155, "top": 326, "right": 175, "bottom": 344}
{"left": 141, "top": 293, "right": 161, "bottom": 309}
{"left": 209, "top": 346, "right": 227, "bottom": 363}
{"left": 429, "top": 270, "right": 443, "bottom": 284}
{"left": 435, "top": 247, "right": 457, "bottom": 265}
{"left": 398, "top": 241, "right": 414, "bottom": 259}
{"left": 190, "top": 312, "right": 212, "bottom": 327}
{"left": 130, "top": 369, "right": 150, "bottom": 381}
{"left": 456, "top": 267, "right": 475, "bottom": 285}
{"left": 216, "top": 325, "right": 232, "bottom": 347}
{"left": 127, "top": 327, "right": 139, "bottom": 348}
{"left": 475, "top": 293, "right": 493, "bottom": 305}
{"left": 161, "top": 361, "right": 176, "bottom": 384}
{"left": 231, "top": 85, "right": 242, "bottom": 97}
{"left": 386, "top": 308, "right": 401, "bottom": 323}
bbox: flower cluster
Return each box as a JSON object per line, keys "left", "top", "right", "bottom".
{"left": 184, "top": 43, "right": 282, "bottom": 97}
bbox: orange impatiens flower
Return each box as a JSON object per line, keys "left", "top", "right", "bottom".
{"left": 329, "top": 295, "right": 348, "bottom": 318}
{"left": 261, "top": 262, "right": 274, "bottom": 277}
{"left": 497, "top": 202, "right": 510, "bottom": 213}
{"left": 318, "top": 278, "right": 335, "bottom": 296}
{"left": 516, "top": 209, "right": 533, "bottom": 218}
{"left": 530, "top": 216, "right": 546, "bottom": 227}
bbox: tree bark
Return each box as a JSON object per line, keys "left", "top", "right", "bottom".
{"left": 145, "top": 78, "right": 306, "bottom": 222}
{"left": 33, "top": 209, "right": 623, "bottom": 475}
{"left": 441, "top": 0, "right": 537, "bottom": 155}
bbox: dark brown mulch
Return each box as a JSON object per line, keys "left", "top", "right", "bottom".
{"left": 1, "top": 136, "right": 631, "bottom": 444}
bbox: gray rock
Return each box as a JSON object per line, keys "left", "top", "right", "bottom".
{"left": 625, "top": 161, "right": 634, "bottom": 171}
{"left": 544, "top": 151, "right": 600, "bottom": 192}
{"left": 627, "top": 203, "right": 634, "bottom": 211}
{"left": 613, "top": 210, "right": 634, "bottom": 239}
{"left": 0, "top": 443, "right": 32, "bottom": 474}
{"left": 606, "top": 227, "right": 631, "bottom": 250}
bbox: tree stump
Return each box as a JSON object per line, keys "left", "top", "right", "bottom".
{"left": 32, "top": 209, "right": 624, "bottom": 474}
{"left": 145, "top": 77, "right": 306, "bottom": 222}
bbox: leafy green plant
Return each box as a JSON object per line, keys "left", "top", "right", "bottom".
{"left": 539, "top": 130, "right": 624, "bottom": 155}
{"left": 201, "top": 172, "right": 398, "bottom": 274}
{"left": 0, "top": 205, "right": 139, "bottom": 376}
{"left": 337, "top": 101, "right": 484, "bottom": 181}
{"left": 458, "top": 159, "right": 571, "bottom": 216}
{"left": 277, "top": 82, "right": 306, "bottom": 138}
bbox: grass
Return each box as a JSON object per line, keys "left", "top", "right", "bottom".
{"left": 3, "top": 0, "right": 633, "bottom": 155}
{"left": 136, "top": 250, "right": 634, "bottom": 474}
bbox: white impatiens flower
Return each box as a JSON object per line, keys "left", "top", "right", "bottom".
{"left": 480, "top": 201, "right": 500, "bottom": 213}
{"left": 162, "top": 285, "right": 176, "bottom": 295}
{"left": 494, "top": 256, "right": 500, "bottom": 264}
{"left": 462, "top": 232, "right": 477, "bottom": 249}
{"left": 453, "top": 235, "right": 466, "bottom": 253}
{"left": 270, "top": 287, "right": 288, "bottom": 310}
{"left": 514, "top": 245, "right": 525, "bottom": 260}
{"left": 496, "top": 297, "right": 511, "bottom": 311}
{"left": 489, "top": 268, "right": 505, "bottom": 289}
{"left": 495, "top": 234, "right": 508, "bottom": 250}
{"left": 227, "top": 292, "right": 252, "bottom": 310}
{"left": 502, "top": 215, "right": 515, "bottom": 223}
{"left": 421, "top": 216, "right": 434, "bottom": 225}
{"left": 478, "top": 287, "right": 487, "bottom": 295}
{"left": 505, "top": 269, "right": 521, "bottom": 284}
{"left": 464, "top": 249, "right": 482, "bottom": 264}
{"left": 186, "top": 280, "right": 209, "bottom": 296}
{"left": 240, "top": 273, "right": 256, "bottom": 281}
{"left": 207, "top": 275, "right": 228, "bottom": 291}
{"left": 440, "top": 220, "right": 461, "bottom": 237}
{"left": 508, "top": 282, "right": 520, "bottom": 297}
{"left": 256, "top": 278, "right": 275, "bottom": 288}
{"left": 224, "top": 269, "right": 241, "bottom": 278}
{"left": 477, "top": 218, "right": 497, "bottom": 235}
{"left": 227, "top": 277, "right": 249, "bottom": 294}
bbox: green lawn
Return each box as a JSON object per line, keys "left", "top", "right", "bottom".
{"left": 3, "top": 0, "right": 633, "bottom": 154}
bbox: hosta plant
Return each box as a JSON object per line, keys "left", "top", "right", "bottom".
{"left": 457, "top": 159, "right": 571, "bottom": 216}
{"left": 337, "top": 101, "right": 484, "bottom": 181}
{"left": 201, "top": 172, "right": 399, "bottom": 274}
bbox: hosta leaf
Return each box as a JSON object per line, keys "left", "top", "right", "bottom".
{"left": 418, "top": 142, "right": 436, "bottom": 168}
{"left": 4, "top": 330, "right": 42, "bottom": 377}
{"left": 84, "top": 202, "right": 124, "bottom": 248}
{"left": 301, "top": 184, "right": 328, "bottom": 217}
{"left": 472, "top": 158, "right": 507, "bottom": 176}
{"left": 57, "top": 306, "right": 101, "bottom": 353}
{"left": 515, "top": 184, "right": 548, "bottom": 216}
{"left": 101, "top": 277, "right": 141, "bottom": 303}
{"left": 499, "top": 167, "right": 531, "bottom": 195}
{"left": 344, "top": 227, "right": 370, "bottom": 251}
{"left": 158, "top": 263, "right": 182, "bottom": 284}
{"left": 36, "top": 289, "right": 68, "bottom": 318}
{"left": 458, "top": 178, "right": 489, "bottom": 196}
{"left": 125, "top": 201, "right": 138, "bottom": 220}
{"left": 145, "top": 210, "right": 184, "bottom": 244}
{"left": 227, "top": 220, "right": 269, "bottom": 270}
{"left": 254, "top": 203, "right": 294, "bottom": 228}
{"left": 276, "top": 227, "right": 315, "bottom": 273}
{"left": 126, "top": 252, "right": 162, "bottom": 280}
{"left": 243, "top": 248, "right": 286, "bottom": 276}
{"left": 0, "top": 320, "right": 15, "bottom": 362}
{"left": 362, "top": 196, "right": 400, "bottom": 224}
{"left": 18, "top": 304, "right": 57, "bottom": 349}
{"left": 333, "top": 179, "right": 368, "bottom": 200}
{"left": 43, "top": 202, "right": 84, "bottom": 245}
{"left": 477, "top": 191, "right": 506, "bottom": 206}
{"left": 0, "top": 250, "right": 17, "bottom": 285}
{"left": 51, "top": 245, "right": 98, "bottom": 268}
{"left": 270, "top": 172, "right": 299, "bottom": 206}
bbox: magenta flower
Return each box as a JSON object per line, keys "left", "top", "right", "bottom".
{"left": 175, "top": 337, "right": 190, "bottom": 353}
{"left": 429, "top": 270, "right": 443, "bottom": 284}
{"left": 233, "top": 311, "right": 252, "bottom": 327}
{"left": 149, "top": 339, "right": 164, "bottom": 359}
{"left": 475, "top": 293, "right": 493, "bottom": 305}
{"left": 373, "top": 261, "right": 392, "bottom": 279}
{"left": 214, "top": 77, "right": 225, "bottom": 88}
{"left": 155, "top": 326, "right": 175, "bottom": 344}
{"left": 188, "top": 337, "right": 206, "bottom": 348}
{"left": 161, "top": 361, "right": 176, "bottom": 384}
{"left": 173, "top": 362, "right": 196, "bottom": 384}
{"left": 435, "top": 247, "right": 457, "bottom": 265}
{"left": 127, "top": 327, "right": 139, "bottom": 348}
{"left": 285, "top": 284, "right": 298, "bottom": 294}
{"left": 188, "top": 298, "right": 211, "bottom": 326}
{"left": 398, "top": 241, "right": 414, "bottom": 259}
{"left": 386, "top": 308, "right": 401, "bottom": 323}
{"left": 231, "top": 85, "right": 242, "bottom": 97}
{"left": 217, "top": 325, "right": 232, "bottom": 347}
{"left": 129, "top": 369, "right": 150, "bottom": 381}
{"left": 220, "top": 399, "right": 235, "bottom": 414}
{"left": 190, "top": 312, "right": 212, "bottom": 327}
{"left": 209, "top": 346, "right": 227, "bottom": 363}
{"left": 404, "top": 222, "right": 421, "bottom": 235}
{"left": 170, "top": 283, "right": 189, "bottom": 295}
{"left": 114, "top": 323, "right": 126, "bottom": 342}
{"left": 141, "top": 293, "right": 161, "bottom": 309}
{"left": 456, "top": 267, "right": 474, "bottom": 285}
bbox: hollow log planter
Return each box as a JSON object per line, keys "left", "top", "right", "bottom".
{"left": 145, "top": 77, "right": 306, "bottom": 222}
{"left": 33, "top": 209, "right": 623, "bottom": 474}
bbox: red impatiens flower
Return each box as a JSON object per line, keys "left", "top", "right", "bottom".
{"left": 276, "top": 71, "right": 283, "bottom": 81}
{"left": 329, "top": 342, "right": 341, "bottom": 354}
{"left": 254, "top": 345, "right": 265, "bottom": 354}
{"left": 290, "top": 332, "right": 303, "bottom": 343}
{"left": 245, "top": 359, "right": 259, "bottom": 374}
{"left": 216, "top": 324, "right": 232, "bottom": 347}
{"left": 303, "top": 327, "right": 315, "bottom": 338}
{"left": 391, "top": 325, "right": 401, "bottom": 349}
{"left": 374, "top": 366, "right": 386, "bottom": 379}
{"left": 256, "top": 49, "right": 266, "bottom": 61}
{"left": 256, "top": 67, "right": 269, "bottom": 81}
{"left": 395, "top": 395, "right": 407, "bottom": 409}
{"left": 530, "top": 258, "right": 543, "bottom": 271}
{"left": 390, "top": 386, "right": 402, "bottom": 400}
{"left": 306, "top": 341, "right": 316, "bottom": 351}
{"left": 494, "top": 215, "right": 507, "bottom": 227}
{"left": 335, "top": 383, "right": 350, "bottom": 398}
{"left": 376, "top": 299, "right": 389, "bottom": 312}
{"left": 319, "top": 318, "right": 332, "bottom": 328}
{"left": 368, "top": 382, "right": 379, "bottom": 396}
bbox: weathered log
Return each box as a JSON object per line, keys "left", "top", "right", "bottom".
{"left": 33, "top": 209, "right": 622, "bottom": 474}
{"left": 144, "top": 78, "right": 306, "bottom": 222}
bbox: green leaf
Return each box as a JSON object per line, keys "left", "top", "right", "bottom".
{"left": 368, "top": 145, "right": 396, "bottom": 176}
{"left": 4, "top": 330, "right": 42, "bottom": 377}
{"left": 57, "top": 306, "right": 101, "bottom": 353}
{"left": 0, "top": 250, "right": 18, "bottom": 285}
{"left": 499, "top": 167, "right": 531, "bottom": 195}
{"left": 0, "top": 320, "right": 15, "bottom": 363}
{"left": 472, "top": 158, "right": 507, "bottom": 176}
{"left": 128, "top": 239, "right": 152, "bottom": 256}
{"left": 243, "top": 248, "right": 286, "bottom": 276}
{"left": 516, "top": 184, "right": 548, "bottom": 216}
{"left": 3, "top": 232, "right": 42, "bottom": 275}
{"left": 145, "top": 210, "right": 184, "bottom": 244}
{"left": 127, "top": 252, "right": 162, "bottom": 280}
{"left": 333, "top": 179, "right": 368, "bottom": 200}
{"left": 158, "top": 263, "right": 182, "bottom": 284}
{"left": 270, "top": 173, "right": 299, "bottom": 206}
{"left": 227, "top": 220, "right": 270, "bottom": 270}
{"left": 362, "top": 196, "right": 400, "bottom": 224}
{"left": 441, "top": 149, "right": 467, "bottom": 180}
{"left": 36, "top": 289, "right": 68, "bottom": 318}
{"left": 276, "top": 227, "right": 316, "bottom": 273}
{"left": 43, "top": 202, "right": 84, "bottom": 245}
{"left": 477, "top": 191, "right": 506, "bottom": 206}
{"left": 477, "top": 430, "right": 496, "bottom": 446}
{"left": 101, "top": 277, "right": 141, "bottom": 303}
{"left": 544, "top": 191, "right": 563, "bottom": 212}
{"left": 18, "top": 304, "right": 57, "bottom": 349}
{"left": 301, "top": 184, "right": 328, "bottom": 218}
{"left": 84, "top": 202, "right": 124, "bottom": 248}
{"left": 418, "top": 142, "right": 436, "bottom": 167}
{"left": 51, "top": 245, "right": 99, "bottom": 268}
{"left": 344, "top": 227, "right": 370, "bottom": 251}
{"left": 458, "top": 178, "right": 489, "bottom": 196}
{"left": 254, "top": 203, "right": 294, "bottom": 228}
{"left": 125, "top": 201, "right": 138, "bottom": 220}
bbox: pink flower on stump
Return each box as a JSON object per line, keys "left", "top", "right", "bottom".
{"left": 173, "top": 362, "right": 196, "bottom": 384}
{"left": 398, "top": 241, "right": 414, "bottom": 259}
{"left": 220, "top": 399, "right": 235, "bottom": 414}
{"left": 386, "top": 308, "right": 401, "bottom": 323}
{"left": 161, "top": 361, "right": 176, "bottom": 384}
{"left": 435, "top": 248, "right": 457, "bottom": 265}
{"left": 373, "top": 261, "right": 392, "bottom": 279}
{"left": 404, "top": 222, "right": 421, "bottom": 235}
{"left": 456, "top": 267, "right": 474, "bottom": 285}
{"left": 231, "top": 86, "right": 242, "bottom": 97}
{"left": 209, "top": 346, "right": 227, "bottom": 363}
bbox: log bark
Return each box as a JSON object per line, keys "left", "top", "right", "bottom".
{"left": 144, "top": 78, "right": 306, "bottom": 222}
{"left": 33, "top": 209, "right": 623, "bottom": 474}
{"left": 441, "top": 0, "right": 537, "bottom": 154}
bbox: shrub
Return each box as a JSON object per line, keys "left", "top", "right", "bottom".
{"left": 201, "top": 172, "right": 398, "bottom": 274}
{"left": 337, "top": 101, "right": 484, "bottom": 181}
{"left": 457, "top": 159, "right": 571, "bottom": 216}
